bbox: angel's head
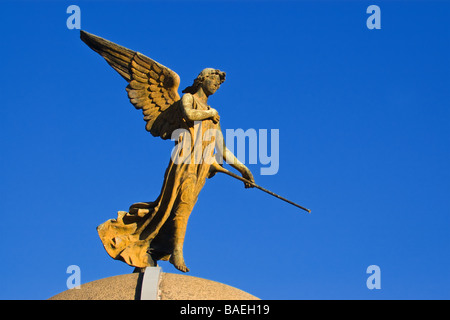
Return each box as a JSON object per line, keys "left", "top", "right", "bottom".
{"left": 182, "top": 68, "right": 226, "bottom": 96}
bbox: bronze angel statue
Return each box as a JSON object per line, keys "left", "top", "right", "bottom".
{"left": 80, "top": 30, "right": 256, "bottom": 272}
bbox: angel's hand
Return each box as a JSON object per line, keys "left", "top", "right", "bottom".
{"left": 241, "top": 168, "right": 255, "bottom": 189}
{"left": 210, "top": 108, "right": 220, "bottom": 124}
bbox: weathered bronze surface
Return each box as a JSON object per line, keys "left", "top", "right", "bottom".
{"left": 81, "top": 31, "right": 255, "bottom": 272}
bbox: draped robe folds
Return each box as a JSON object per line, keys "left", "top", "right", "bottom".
{"left": 97, "top": 95, "right": 219, "bottom": 267}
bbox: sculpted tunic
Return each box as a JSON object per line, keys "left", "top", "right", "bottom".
{"left": 97, "top": 94, "right": 218, "bottom": 267}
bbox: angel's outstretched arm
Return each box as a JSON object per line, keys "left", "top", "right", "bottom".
{"left": 181, "top": 94, "right": 220, "bottom": 123}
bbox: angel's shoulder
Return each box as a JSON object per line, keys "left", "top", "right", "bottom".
{"left": 181, "top": 93, "right": 194, "bottom": 105}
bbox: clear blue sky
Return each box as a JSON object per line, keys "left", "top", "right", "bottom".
{"left": 1, "top": 0, "right": 449, "bottom": 300}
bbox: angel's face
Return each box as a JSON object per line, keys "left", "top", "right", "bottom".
{"left": 201, "top": 74, "right": 221, "bottom": 96}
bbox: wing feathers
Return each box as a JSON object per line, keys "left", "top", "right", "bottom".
{"left": 131, "top": 59, "right": 149, "bottom": 74}
{"left": 151, "top": 62, "right": 162, "bottom": 74}
{"left": 128, "top": 80, "right": 146, "bottom": 90}
{"left": 81, "top": 30, "right": 183, "bottom": 139}
{"left": 127, "top": 90, "right": 148, "bottom": 100}
{"left": 81, "top": 31, "right": 135, "bottom": 82}
{"left": 134, "top": 53, "right": 152, "bottom": 69}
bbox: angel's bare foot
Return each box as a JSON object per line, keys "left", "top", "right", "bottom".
{"left": 169, "top": 250, "right": 190, "bottom": 273}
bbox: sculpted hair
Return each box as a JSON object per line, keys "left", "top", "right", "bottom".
{"left": 182, "top": 68, "right": 226, "bottom": 94}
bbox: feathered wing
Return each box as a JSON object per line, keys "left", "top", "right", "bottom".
{"left": 80, "top": 30, "right": 183, "bottom": 139}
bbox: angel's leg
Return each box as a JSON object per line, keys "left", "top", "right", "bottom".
{"left": 169, "top": 202, "right": 194, "bottom": 273}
